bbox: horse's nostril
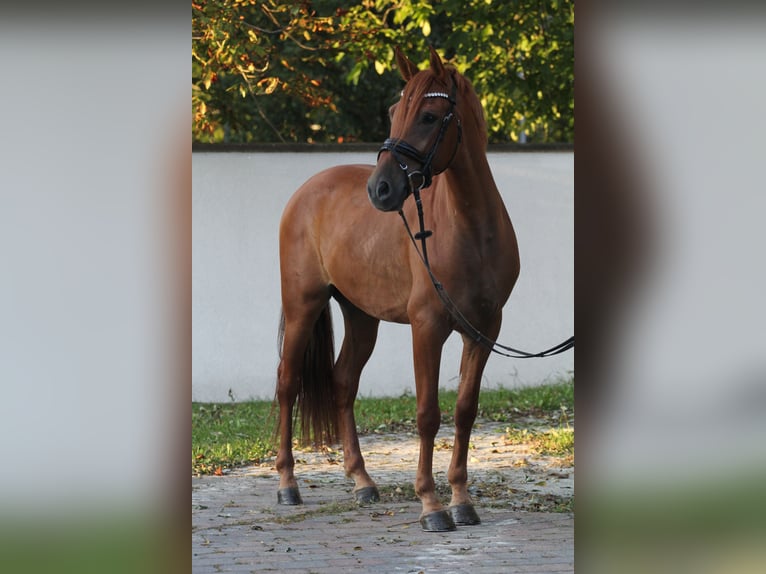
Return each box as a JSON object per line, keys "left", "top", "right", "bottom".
{"left": 376, "top": 180, "right": 391, "bottom": 200}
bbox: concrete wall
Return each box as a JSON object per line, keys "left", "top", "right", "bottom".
{"left": 192, "top": 151, "right": 573, "bottom": 402}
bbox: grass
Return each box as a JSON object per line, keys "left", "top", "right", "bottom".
{"left": 504, "top": 426, "right": 574, "bottom": 456}
{"left": 192, "top": 376, "right": 573, "bottom": 476}
{"left": 192, "top": 401, "right": 276, "bottom": 475}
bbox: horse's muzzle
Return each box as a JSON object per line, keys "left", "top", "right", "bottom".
{"left": 367, "top": 174, "right": 408, "bottom": 212}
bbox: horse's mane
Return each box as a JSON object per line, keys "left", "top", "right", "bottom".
{"left": 404, "top": 65, "right": 488, "bottom": 149}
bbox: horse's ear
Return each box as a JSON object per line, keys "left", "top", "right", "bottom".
{"left": 428, "top": 45, "right": 446, "bottom": 80}
{"left": 395, "top": 47, "right": 419, "bottom": 81}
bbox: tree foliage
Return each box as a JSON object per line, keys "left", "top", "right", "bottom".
{"left": 192, "top": 0, "right": 573, "bottom": 144}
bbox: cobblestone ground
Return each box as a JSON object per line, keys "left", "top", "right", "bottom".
{"left": 192, "top": 421, "right": 574, "bottom": 573}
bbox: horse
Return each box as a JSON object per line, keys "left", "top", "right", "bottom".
{"left": 274, "top": 46, "right": 520, "bottom": 532}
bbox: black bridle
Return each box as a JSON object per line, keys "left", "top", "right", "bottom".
{"left": 378, "top": 80, "right": 574, "bottom": 359}
{"left": 377, "top": 82, "right": 462, "bottom": 193}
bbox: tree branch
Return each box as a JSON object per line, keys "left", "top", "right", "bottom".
{"left": 254, "top": 101, "right": 286, "bottom": 143}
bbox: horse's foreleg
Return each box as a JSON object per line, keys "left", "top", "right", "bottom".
{"left": 334, "top": 306, "right": 380, "bottom": 504}
{"left": 446, "top": 319, "right": 501, "bottom": 525}
{"left": 411, "top": 318, "right": 455, "bottom": 531}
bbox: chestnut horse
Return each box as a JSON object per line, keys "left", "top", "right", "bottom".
{"left": 275, "top": 47, "right": 519, "bottom": 531}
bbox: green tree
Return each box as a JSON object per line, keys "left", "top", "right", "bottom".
{"left": 192, "top": 0, "right": 573, "bottom": 144}
{"left": 192, "top": 0, "right": 350, "bottom": 142}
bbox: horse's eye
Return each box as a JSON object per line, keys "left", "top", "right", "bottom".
{"left": 421, "top": 112, "right": 437, "bottom": 125}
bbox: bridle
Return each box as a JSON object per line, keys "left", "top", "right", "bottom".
{"left": 376, "top": 76, "right": 574, "bottom": 359}
{"left": 377, "top": 80, "right": 462, "bottom": 193}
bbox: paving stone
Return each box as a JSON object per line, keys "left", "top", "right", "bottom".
{"left": 193, "top": 422, "right": 573, "bottom": 573}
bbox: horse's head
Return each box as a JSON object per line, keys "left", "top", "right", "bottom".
{"left": 367, "top": 47, "right": 463, "bottom": 212}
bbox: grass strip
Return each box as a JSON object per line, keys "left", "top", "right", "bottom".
{"left": 193, "top": 377, "right": 573, "bottom": 476}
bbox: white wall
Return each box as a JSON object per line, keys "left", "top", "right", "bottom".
{"left": 192, "top": 151, "right": 573, "bottom": 402}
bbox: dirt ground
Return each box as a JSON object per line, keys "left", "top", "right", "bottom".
{"left": 257, "top": 418, "right": 574, "bottom": 512}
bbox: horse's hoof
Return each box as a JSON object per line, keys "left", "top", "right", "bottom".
{"left": 419, "top": 509, "right": 457, "bottom": 532}
{"left": 277, "top": 487, "right": 303, "bottom": 505}
{"left": 449, "top": 503, "right": 481, "bottom": 525}
{"left": 354, "top": 486, "right": 380, "bottom": 505}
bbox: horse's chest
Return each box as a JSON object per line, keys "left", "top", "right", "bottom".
{"left": 436, "top": 233, "right": 517, "bottom": 306}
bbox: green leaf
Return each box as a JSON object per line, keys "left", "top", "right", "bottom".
{"left": 203, "top": 71, "right": 214, "bottom": 90}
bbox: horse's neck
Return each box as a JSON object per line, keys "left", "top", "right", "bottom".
{"left": 438, "top": 152, "right": 507, "bottom": 228}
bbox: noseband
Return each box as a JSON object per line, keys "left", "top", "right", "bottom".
{"left": 377, "top": 82, "right": 462, "bottom": 192}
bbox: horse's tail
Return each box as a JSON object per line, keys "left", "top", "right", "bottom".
{"left": 276, "top": 304, "right": 339, "bottom": 446}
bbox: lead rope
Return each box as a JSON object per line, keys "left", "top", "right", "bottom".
{"left": 398, "top": 188, "right": 574, "bottom": 359}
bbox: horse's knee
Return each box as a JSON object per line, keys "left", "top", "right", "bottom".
{"left": 416, "top": 404, "right": 441, "bottom": 438}
{"left": 454, "top": 397, "right": 478, "bottom": 431}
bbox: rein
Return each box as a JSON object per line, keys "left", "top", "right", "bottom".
{"left": 399, "top": 192, "right": 574, "bottom": 359}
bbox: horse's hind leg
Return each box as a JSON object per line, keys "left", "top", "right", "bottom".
{"left": 275, "top": 293, "right": 330, "bottom": 505}
{"left": 333, "top": 299, "right": 380, "bottom": 504}
{"left": 446, "top": 324, "right": 500, "bottom": 525}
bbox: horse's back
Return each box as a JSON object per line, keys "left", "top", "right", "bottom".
{"left": 283, "top": 164, "right": 374, "bottom": 212}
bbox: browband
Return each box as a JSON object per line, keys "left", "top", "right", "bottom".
{"left": 400, "top": 90, "right": 453, "bottom": 101}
